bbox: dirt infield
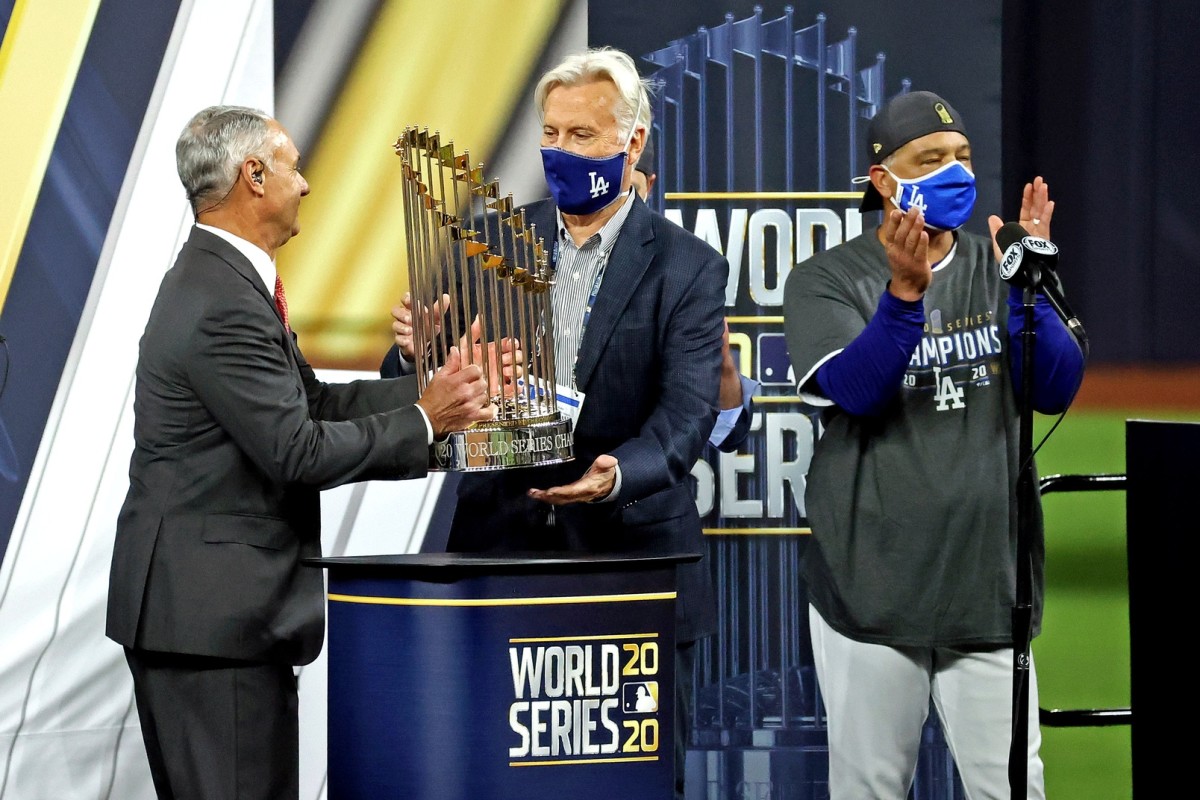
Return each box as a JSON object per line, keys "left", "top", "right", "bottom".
{"left": 1073, "top": 365, "right": 1200, "bottom": 410}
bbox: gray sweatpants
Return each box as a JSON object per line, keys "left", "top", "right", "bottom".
{"left": 809, "top": 605, "right": 1046, "bottom": 800}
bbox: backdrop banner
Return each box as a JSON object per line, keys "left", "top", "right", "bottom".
{"left": 590, "top": 3, "right": 1001, "bottom": 797}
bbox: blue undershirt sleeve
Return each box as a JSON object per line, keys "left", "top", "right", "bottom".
{"left": 814, "top": 289, "right": 926, "bottom": 416}
{"left": 1006, "top": 286, "right": 1086, "bottom": 414}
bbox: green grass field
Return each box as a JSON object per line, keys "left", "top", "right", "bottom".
{"left": 1032, "top": 408, "right": 1198, "bottom": 798}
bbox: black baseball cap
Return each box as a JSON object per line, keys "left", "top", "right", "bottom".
{"left": 860, "top": 90, "right": 968, "bottom": 212}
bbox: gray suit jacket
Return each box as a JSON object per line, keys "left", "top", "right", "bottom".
{"left": 447, "top": 197, "right": 728, "bottom": 642}
{"left": 107, "top": 227, "right": 429, "bottom": 665}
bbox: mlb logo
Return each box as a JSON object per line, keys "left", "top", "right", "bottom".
{"left": 757, "top": 333, "right": 794, "bottom": 386}
{"left": 622, "top": 681, "right": 659, "bottom": 714}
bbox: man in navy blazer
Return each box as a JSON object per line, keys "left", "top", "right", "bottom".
{"left": 106, "top": 106, "right": 492, "bottom": 800}
{"left": 388, "top": 49, "right": 727, "bottom": 799}
{"left": 387, "top": 137, "right": 757, "bottom": 455}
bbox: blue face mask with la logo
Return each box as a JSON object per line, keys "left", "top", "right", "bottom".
{"left": 541, "top": 146, "right": 627, "bottom": 215}
{"left": 541, "top": 92, "right": 643, "bottom": 215}
{"left": 885, "top": 160, "right": 977, "bottom": 231}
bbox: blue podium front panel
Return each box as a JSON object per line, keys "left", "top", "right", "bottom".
{"left": 325, "top": 565, "right": 677, "bottom": 800}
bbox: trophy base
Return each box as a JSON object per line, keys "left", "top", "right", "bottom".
{"left": 431, "top": 415, "right": 574, "bottom": 472}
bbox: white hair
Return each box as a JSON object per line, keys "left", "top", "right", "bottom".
{"left": 534, "top": 47, "right": 651, "bottom": 140}
{"left": 176, "top": 105, "right": 276, "bottom": 213}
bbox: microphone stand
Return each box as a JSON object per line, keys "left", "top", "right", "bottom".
{"left": 1009, "top": 267, "right": 1039, "bottom": 800}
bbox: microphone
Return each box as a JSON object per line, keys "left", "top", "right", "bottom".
{"left": 995, "top": 222, "right": 1088, "bottom": 352}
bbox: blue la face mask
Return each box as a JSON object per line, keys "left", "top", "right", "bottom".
{"left": 884, "top": 160, "right": 977, "bottom": 231}
{"left": 541, "top": 146, "right": 627, "bottom": 215}
{"left": 541, "top": 91, "right": 643, "bottom": 215}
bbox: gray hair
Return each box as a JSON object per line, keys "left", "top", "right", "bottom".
{"left": 534, "top": 47, "right": 651, "bottom": 140}
{"left": 176, "top": 105, "right": 275, "bottom": 213}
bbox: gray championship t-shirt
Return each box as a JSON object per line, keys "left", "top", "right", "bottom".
{"left": 783, "top": 228, "right": 1042, "bottom": 648}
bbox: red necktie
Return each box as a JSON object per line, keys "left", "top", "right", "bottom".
{"left": 274, "top": 274, "right": 291, "bottom": 334}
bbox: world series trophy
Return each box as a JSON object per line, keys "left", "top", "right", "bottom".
{"left": 395, "top": 127, "right": 573, "bottom": 471}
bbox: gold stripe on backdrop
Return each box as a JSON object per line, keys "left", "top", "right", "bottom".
{"left": 0, "top": 0, "right": 102, "bottom": 313}
{"left": 327, "top": 591, "right": 676, "bottom": 607}
{"left": 280, "top": 0, "right": 564, "bottom": 366}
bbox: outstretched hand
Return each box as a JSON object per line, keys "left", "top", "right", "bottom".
{"left": 391, "top": 292, "right": 450, "bottom": 362}
{"left": 988, "top": 176, "right": 1054, "bottom": 261}
{"left": 718, "top": 320, "right": 744, "bottom": 411}
{"left": 882, "top": 206, "right": 931, "bottom": 301}
{"left": 527, "top": 454, "right": 619, "bottom": 505}
{"left": 459, "top": 315, "right": 523, "bottom": 396}
{"left": 416, "top": 346, "right": 496, "bottom": 438}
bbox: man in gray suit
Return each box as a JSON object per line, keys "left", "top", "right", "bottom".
{"left": 106, "top": 106, "right": 493, "bottom": 800}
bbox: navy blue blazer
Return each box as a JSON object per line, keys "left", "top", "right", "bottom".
{"left": 438, "top": 196, "right": 728, "bottom": 642}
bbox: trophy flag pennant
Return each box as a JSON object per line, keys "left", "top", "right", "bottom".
{"left": 456, "top": 167, "right": 484, "bottom": 184}
{"left": 474, "top": 180, "right": 500, "bottom": 199}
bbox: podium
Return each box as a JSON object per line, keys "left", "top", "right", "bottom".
{"left": 1126, "top": 419, "right": 1196, "bottom": 793}
{"left": 308, "top": 553, "right": 696, "bottom": 800}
